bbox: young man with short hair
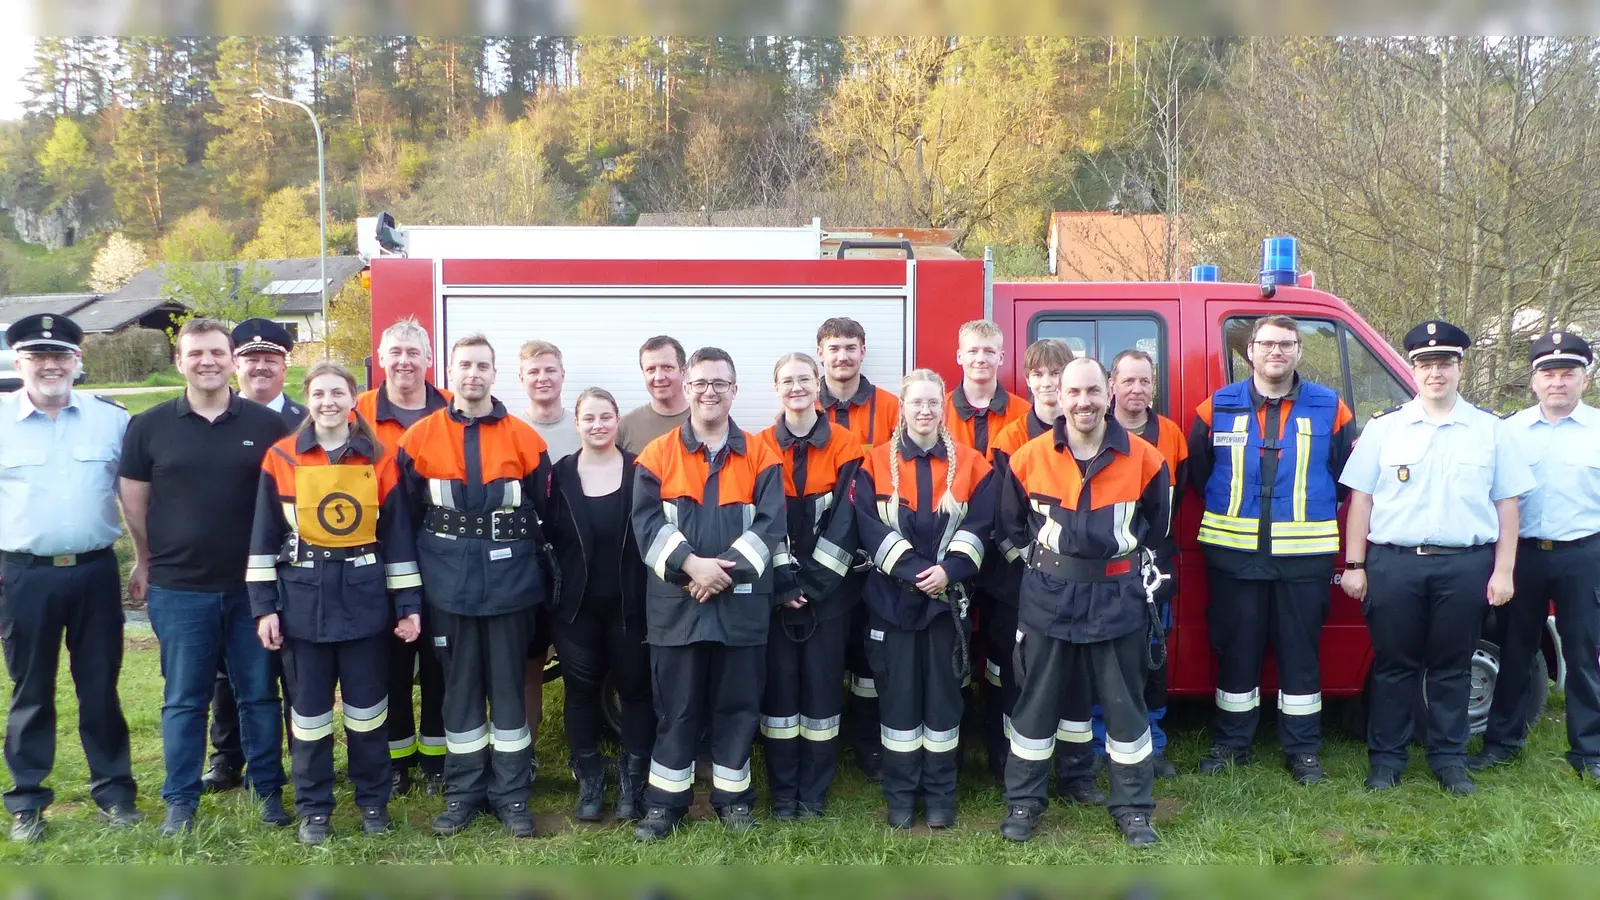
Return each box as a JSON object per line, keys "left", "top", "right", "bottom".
{"left": 618, "top": 336, "right": 690, "bottom": 453}
{"left": 945, "top": 319, "right": 1028, "bottom": 460}
{"left": 517, "top": 340, "right": 580, "bottom": 461}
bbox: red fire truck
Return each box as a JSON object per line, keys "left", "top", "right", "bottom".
{"left": 362, "top": 218, "right": 1560, "bottom": 735}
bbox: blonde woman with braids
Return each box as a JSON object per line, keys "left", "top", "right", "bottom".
{"left": 247, "top": 362, "right": 424, "bottom": 845}
{"left": 852, "top": 368, "right": 996, "bottom": 829}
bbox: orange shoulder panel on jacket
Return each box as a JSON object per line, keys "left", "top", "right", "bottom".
{"left": 262, "top": 436, "right": 301, "bottom": 497}
{"left": 990, "top": 414, "right": 1036, "bottom": 459}
{"left": 949, "top": 442, "right": 993, "bottom": 502}
{"left": 637, "top": 429, "right": 705, "bottom": 504}
{"left": 1194, "top": 396, "right": 1215, "bottom": 429}
{"left": 1154, "top": 413, "right": 1188, "bottom": 472}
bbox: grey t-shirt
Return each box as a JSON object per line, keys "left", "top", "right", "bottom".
{"left": 518, "top": 407, "right": 583, "bottom": 461}
{"left": 617, "top": 404, "right": 689, "bottom": 454}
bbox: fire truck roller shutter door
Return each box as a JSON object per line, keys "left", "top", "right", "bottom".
{"left": 439, "top": 292, "right": 910, "bottom": 426}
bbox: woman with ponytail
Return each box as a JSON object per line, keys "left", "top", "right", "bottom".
{"left": 246, "top": 362, "right": 424, "bottom": 846}
{"left": 853, "top": 368, "right": 996, "bottom": 829}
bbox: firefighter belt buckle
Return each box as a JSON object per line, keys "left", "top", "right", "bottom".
{"left": 284, "top": 532, "right": 300, "bottom": 560}
{"left": 51, "top": 554, "right": 76, "bottom": 567}
{"left": 1540, "top": 540, "right": 1555, "bottom": 551}
{"left": 490, "top": 510, "right": 514, "bottom": 542}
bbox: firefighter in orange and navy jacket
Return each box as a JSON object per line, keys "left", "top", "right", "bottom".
{"left": 944, "top": 319, "right": 1030, "bottom": 461}
{"left": 998, "top": 358, "right": 1170, "bottom": 849}
{"left": 395, "top": 335, "right": 552, "bottom": 839}
{"left": 855, "top": 369, "right": 996, "bottom": 830}
{"left": 978, "top": 339, "right": 1074, "bottom": 784}
{"left": 357, "top": 371, "right": 453, "bottom": 795}
{"left": 246, "top": 362, "right": 424, "bottom": 846}
{"left": 757, "top": 352, "right": 865, "bottom": 820}
{"left": 630, "top": 347, "right": 789, "bottom": 841}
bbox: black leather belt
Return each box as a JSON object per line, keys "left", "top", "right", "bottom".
{"left": 1522, "top": 532, "right": 1600, "bottom": 551}
{"left": 1029, "top": 547, "right": 1137, "bottom": 582}
{"left": 423, "top": 508, "right": 532, "bottom": 542}
{"left": 282, "top": 540, "right": 379, "bottom": 564}
{"left": 1376, "top": 544, "right": 1485, "bottom": 556}
{"left": 0, "top": 546, "right": 114, "bottom": 568}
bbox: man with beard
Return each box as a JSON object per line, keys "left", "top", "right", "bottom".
{"left": 1340, "top": 321, "right": 1533, "bottom": 794}
{"left": 630, "top": 347, "right": 787, "bottom": 841}
{"left": 120, "top": 318, "right": 291, "bottom": 835}
{"left": 1475, "top": 331, "right": 1600, "bottom": 782}
{"left": 200, "top": 318, "right": 305, "bottom": 795}
{"left": 814, "top": 316, "right": 900, "bottom": 782}
{"left": 396, "top": 334, "right": 552, "bottom": 838}
{"left": 1189, "top": 315, "right": 1357, "bottom": 785}
{"left": 357, "top": 316, "right": 453, "bottom": 796}
{"left": 0, "top": 314, "right": 140, "bottom": 842}
{"left": 998, "top": 357, "right": 1170, "bottom": 847}
{"left": 618, "top": 336, "right": 690, "bottom": 454}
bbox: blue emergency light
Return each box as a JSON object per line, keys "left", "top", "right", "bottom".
{"left": 1191, "top": 264, "right": 1220, "bottom": 282}
{"left": 1260, "top": 236, "right": 1299, "bottom": 287}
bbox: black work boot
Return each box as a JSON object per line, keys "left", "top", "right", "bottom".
{"left": 100, "top": 802, "right": 143, "bottom": 828}
{"left": 258, "top": 792, "right": 292, "bottom": 827}
{"left": 201, "top": 758, "right": 244, "bottom": 794}
{"left": 496, "top": 800, "right": 537, "bottom": 838}
{"left": 1435, "top": 766, "right": 1476, "bottom": 796}
{"left": 718, "top": 803, "right": 759, "bottom": 834}
{"left": 1467, "top": 745, "right": 1518, "bottom": 771}
{"left": 1287, "top": 753, "right": 1324, "bottom": 785}
{"left": 10, "top": 810, "right": 46, "bottom": 844}
{"left": 1196, "top": 744, "right": 1252, "bottom": 775}
{"left": 1056, "top": 777, "right": 1107, "bottom": 806}
{"left": 1114, "top": 811, "right": 1159, "bottom": 848}
{"left": 431, "top": 800, "right": 482, "bottom": 835}
{"left": 571, "top": 751, "right": 609, "bottom": 822}
{"left": 1151, "top": 754, "right": 1179, "bottom": 780}
{"left": 297, "top": 814, "right": 331, "bottom": 846}
{"left": 999, "top": 804, "right": 1039, "bottom": 843}
{"left": 391, "top": 765, "right": 414, "bottom": 796}
{"left": 634, "top": 806, "right": 681, "bottom": 842}
{"left": 159, "top": 804, "right": 196, "bottom": 837}
{"left": 360, "top": 805, "right": 393, "bottom": 835}
{"left": 617, "top": 754, "right": 649, "bottom": 822}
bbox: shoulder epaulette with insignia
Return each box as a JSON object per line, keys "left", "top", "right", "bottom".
{"left": 1370, "top": 404, "right": 1404, "bottom": 419}
{"left": 92, "top": 394, "right": 128, "bottom": 411}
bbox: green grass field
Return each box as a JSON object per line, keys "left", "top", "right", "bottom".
{"left": 2, "top": 640, "right": 1598, "bottom": 865}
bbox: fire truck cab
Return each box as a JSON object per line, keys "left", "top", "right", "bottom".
{"left": 362, "top": 218, "right": 1560, "bottom": 735}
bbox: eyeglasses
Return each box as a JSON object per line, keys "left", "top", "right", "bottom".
{"left": 904, "top": 399, "right": 943, "bottom": 411}
{"left": 687, "top": 379, "right": 735, "bottom": 394}
{"left": 777, "top": 376, "right": 816, "bottom": 390}
{"left": 1253, "top": 340, "right": 1301, "bottom": 353}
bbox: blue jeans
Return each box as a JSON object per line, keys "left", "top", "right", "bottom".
{"left": 147, "top": 585, "right": 285, "bottom": 806}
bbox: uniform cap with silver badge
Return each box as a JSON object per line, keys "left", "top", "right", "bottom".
{"left": 5, "top": 313, "right": 83, "bottom": 353}
{"left": 230, "top": 317, "right": 294, "bottom": 356}
{"left": 1402, "top": 320, "right": 1470, "bottom": 362}
{"left": 1528, "top": 330, "right": 1594, "bottom": 371}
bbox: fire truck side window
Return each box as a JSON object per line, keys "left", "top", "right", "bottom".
{"left": 1224, "top": 316, "right": 1410, "bottom": 436}
{"left": 1032, "top": 315, "right": 1165, "bottom": 413}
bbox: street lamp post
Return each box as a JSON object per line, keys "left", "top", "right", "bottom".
{"left": 254, "top": 90, "right": 328, "bottom": 358}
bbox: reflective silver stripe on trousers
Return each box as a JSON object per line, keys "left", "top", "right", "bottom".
{"left": 648, "top": 759, "right": 694, "bottom": 793}
{"left": 799, "top": 714, "right": 840, "bottom": 741}
{"left": 1215, "top": 687, "right": 1261, "bottom": 713}
{"left": 849, "top": 675, "right": 878, "bottom": 698}
{"left": 291, "top": 709, "right": 335, "bottom": 742}
{"left": 923, "top": 725, "right": 959, "bottom": 753}
{"left": 1055, "top": 718, "right": 1093, "bottom": 743}
{"left": 445, "top": 724, "right": 491, "bottom": 754}
{"left": 1278, "top": 691, "right": 1323, "bottom": 715}
{"left": 1009, "top": 729, "right": 1054, "bottom": 761}
{"left": 342, "top": 698, "right": 389, "bottom": 733}
{"left": 492, "top": 725, "right": 532, "bottom": 752}
{"left": 760, "top": 714, "right": 800, "bottom": 739}
{"left": 711, "top": 761, "right": 751, "bottom": 792}
{"left": 1107, "top": 728, "right": 1154, "bottom": 764}
{"left": 880, "top": 725, "right": 923, "bottom": 752}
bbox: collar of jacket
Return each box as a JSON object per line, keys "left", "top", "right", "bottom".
{"left": 1052, "top": 412, "right": 1132, "bottom": 460}
{"left": 773, "top": 413, "right": 831, "bottom": 451}
{"left": 177, "top": 389, "right": 247, "bottom": 419}
{"left": 1247, "top": 373, "right": 1304, "bottom": 412}
{"left": 377, "top": 381, "right": 449, "bottom": 423}
{"left": 295, "top": 421, "right": 378, "bottom": 460}
{"left": 952, "top": 382, "right": 1011, "bottom": 420}
{"left": 1026, "top": 408, "right": 1055, "bottom": 439}
{"left": 819, "top": 376, "right": 876, "bottom": 410}
{"left": 678, "top": 418, "right": 747, "bottom": 455}
{"left": 899, "top": 432, "right": 949, "bottom": 460}
{"left": 447, "top": 397, "right": 510, "bottom": 425}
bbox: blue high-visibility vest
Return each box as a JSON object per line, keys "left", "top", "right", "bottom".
{"left": 1199, "top": 379, "right": 1341, "bottom": 556}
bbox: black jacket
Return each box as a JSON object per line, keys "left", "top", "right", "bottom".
{"left": 548, "top": 448, "right": 647, "bottom": 625}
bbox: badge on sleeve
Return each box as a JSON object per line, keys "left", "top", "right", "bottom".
{"left": 1397, "top": 466, "right": 1410, "bottom": 483}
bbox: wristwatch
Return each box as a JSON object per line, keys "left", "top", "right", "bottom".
{"left": 1344, "top": 561, "right": 1366, "bottom": 571}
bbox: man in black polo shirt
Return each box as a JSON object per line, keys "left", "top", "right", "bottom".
{"left": 119, "top": 318, "right": 292, "bottom": 836}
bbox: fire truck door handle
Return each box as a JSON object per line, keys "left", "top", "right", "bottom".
{"left": 834, "top": 240, "right": 914, "bottom": 260}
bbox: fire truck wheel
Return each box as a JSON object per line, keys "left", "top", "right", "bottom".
{"left": 541, "top": 656, "right": 625, "bottom": 745}
{"left": 1337, "top": 641, "right": 1550, "bottom": 742}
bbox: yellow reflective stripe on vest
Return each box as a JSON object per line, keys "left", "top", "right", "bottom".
{"left": 1225, "top": 415, "right": 1249, "bottom": 517}
{"left": 1198, "top": 510, "right": 1259, "bottom": 551}
{"left": 1293, "top": 418, "right": 1312, "bottom": 523}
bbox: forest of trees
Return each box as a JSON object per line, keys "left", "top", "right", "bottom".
{"left": 1, "top": 36, "right": 1598, "bottom": 403}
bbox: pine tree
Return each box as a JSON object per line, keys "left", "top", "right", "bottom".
{"left": 204, "top": 36, "right": 304, "bottom": 215}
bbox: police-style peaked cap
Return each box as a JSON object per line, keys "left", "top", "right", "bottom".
{"left": 1528, "top": 330, "right": 1594, "bottom": 371}
{"left": 1403, "top": 320, "right": 1470, "bottom": 361}
{"left": 5, "top": 313, "right": 82, "bottom": 353}
{"left": 232, "top": 318, "right": 294, "bottom": 356}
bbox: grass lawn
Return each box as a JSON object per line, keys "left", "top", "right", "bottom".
{"left": 1, "top": 640, "right": 1598, "bottom": 866}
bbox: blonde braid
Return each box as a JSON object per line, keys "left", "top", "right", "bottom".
{"left": 887, "top": 415, "right": 907, "bottom": 522}
{"left": 937, "top": 421, "right": 961, "bottom": 516}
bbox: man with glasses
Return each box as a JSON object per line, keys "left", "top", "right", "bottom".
{"left": 1188, "top": 314, "right": 1357, "bottom": 784}
{"left": 630, "top": 348, "right": 788, "bottom": 841}
{"left": 0, "top": 314, "right": 140, "bottom": 842}
{"left": 1339, "top": 321, "right": 1533, "bottom": 794}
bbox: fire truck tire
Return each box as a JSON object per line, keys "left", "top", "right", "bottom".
{"left": 1338, "top": 641, "right": 1549, "bottom": 742}
{"left": 541, "top": 658, "right": 625, "bottom": 745}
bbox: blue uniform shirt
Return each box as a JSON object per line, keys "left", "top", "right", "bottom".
{"left": 1506, "top": 401, "right": 1600, "bottom": 541}
{"left": 0, "top": 390, "right": 129, "bottom": 555}
{"left": 1339, "top": 396, "right": 1535, "bottom": 547}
